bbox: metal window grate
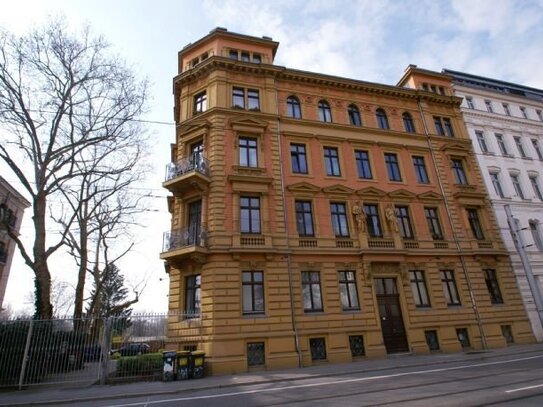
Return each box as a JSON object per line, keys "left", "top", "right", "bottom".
{"left": 349, "top": 335, "right": 365, "bottom": 357}
{"left": 247, "top": 342, "right": 265, "bottom": 366}
{"left": 425, "top": 330, "right": 440, "bottom": 351}
{"left": 310, "top": 338, "right": 327, "bottom": 361}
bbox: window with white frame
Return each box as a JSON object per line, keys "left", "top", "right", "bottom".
{"left": 530, "top": 221, "right": 543, "bottom": 250}
{"left": 476, "top": 131, "right": 489, "bottom": 153}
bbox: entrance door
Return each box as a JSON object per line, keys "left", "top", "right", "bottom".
{"left": 187, "top": 200, "right": 202, "bottom": 245}
{"left": 374, "top": 278, "right": 409, "bottom": 353}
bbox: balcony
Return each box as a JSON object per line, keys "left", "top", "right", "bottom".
{"left": 163, "top": 156, "right": 210, "bottom": 194}
{"left": 160, "top": 226, "right": 208, "bottom": 261}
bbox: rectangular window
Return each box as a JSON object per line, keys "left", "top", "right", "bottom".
{"left": 239, "top": 137, "right": 258, "bottom": 167}
{"left": 533, "top": 139, "right": 543, "bottom": 160}
{"left": 495, "top": 134, "right": 508, "bottom": 155}
{"left": 501, "top": 325, "right": 514, "bottom": 344}
{"left": 434, "top": 116, "right": 445, "bottom": 136}
{"left": 510, "top": 174, "right": 525, "bottom": 199}
{"left": 530, "top": 222, "right": 543, "bottom": 250}
{"left": 247, "top": 89, "right": 260, "bottom": 110}
{"left": 425, "top": 207, "right": 443, "bottom": 240}
{"left": 193, "top": 91, "right": 207, "bottom": 114}
{"left": 484, "top": 269, "right": 503, "bottom": 304}
{"left": 384, "top": 153, "right": 402, "bottom": 181}
{"left": 452, "top": 159, "right": 468, "bottom": 185}
{"left": 252, "top": 53, "right": 262, "bottom": 64}
{"left": 520, "top": 106, "right": 528, "bottom": 119}
{"left": 247, "top": 342, "right": 265, "bottom": 366}
{"left": 443, "top": 118, "right": 454, "bottom": 137}
{"left": 290, "top": 143, "right": 308, "bottom": 174}
{"left": 185, "top": 275, "right": 201, "bottom": 316}
{"left": 324, "top": 147, "right": 341, "bottom": 176}
{"left": 355, "top": 150, "right": 372, "bottom": 179}
{"left": 531, "top": 177, "right": 543, "bottom": 200}
{"left": 410, "top": 270, "right": 430, "bottom": 307}
{"left": 338, "top": 271, "right": 360, "bottom": 311}
{"left": 240, "top": 197, "right": 261, "bottom": 234}
{"left": 302, "top": 271, "right": 323, "bottom": 312}
{"left": 349, "top": 335, "right": 365, "bottom": 357}
{"left": 240, "top": 51, "right": 250, "bottom": 62}
{"left": 330, "top": 202, "right": 349, "bottom": 237}
{"left": 425, "top": 330, "right": 440, "bottom": 351}
{"left": 490, "top": 173, "right": 505, "bottom": 198}
{"left": 229, "top": 50, "right": 238, "bottom": 60}
{"left": 295, "top": 201, "right": 314, "bottom": 236}
{"left": 232, "top": 87, "right": 245, "bottom": 108}
{"left": 485, "top": 100, "right": 493, "bottom": 113}
{"left": 476, "top": 131, "right": 488, "bottom": 153}
{"left": 242, "top": 271, "right": 265, "bottom": 314}
{"left": 412, "top": 156, "right": 429, "bottom": 184}
{"left": 503, "top": 103, "right": 511, "bottom": 116}
{"left": 364, "top": 204, "right": 382, "bottom": 237}
{"left": 309, "top": 337, "right": 327, "bottom": 360}
{"left": 467, "top": 208, "right": 485, "bottom": 240}
{"left": 396, "top": 206, "right": 414, "bottom": 239}
{"left": 441, "top": 270, "right": 461, "bottom": 306}
{"left": 465, "top": 97, "right": 474, "bottom": 109}
{"left": 537, "top": 109, "right": 543, "bottom": 122}
{"left": 457, "top": 328, "right": 470, "bottom": 348}
{"left": 514, "top": 136, "right": 527, "bottom": 158}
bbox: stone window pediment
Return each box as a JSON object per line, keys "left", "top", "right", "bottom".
{"left": 388, "top": 189, "right": 417, "bottom": 201}
{"left": 356, "top": 186, "right": 387, "bottom": 199}
{"left": 230, "top": 116, "right": 268, "bottom": 133}
{"left": 322, "top": 184, "right": 354, "bottom": 196}
{"left": 417, "top": 191, "right": 443, "bottom": 202}
{"left": 286, "top": 182, "right": 321, "bottom": 195}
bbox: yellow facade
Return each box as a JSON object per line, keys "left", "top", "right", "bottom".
{"left": 162, "top": 28, "right": 535, "bottom": 375}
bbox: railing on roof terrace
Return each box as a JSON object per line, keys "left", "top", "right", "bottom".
{"left": 164, "top": 155, "right": 210, "bottom": 182}
{"left": 162, "top": 226, "right": 208, "bottom": 252}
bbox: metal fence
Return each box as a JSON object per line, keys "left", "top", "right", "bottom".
{"left": 0, "top": 312, "right": 202, "bottom": 389}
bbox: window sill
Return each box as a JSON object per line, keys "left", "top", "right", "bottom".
{"left": 243, "top": 313, "right": 267, "bottom": 319}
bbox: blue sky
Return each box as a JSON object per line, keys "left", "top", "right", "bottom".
{"left": 1, "top": 0, "right": 542, "bottom": 314}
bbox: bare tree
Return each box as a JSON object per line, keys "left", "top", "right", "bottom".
{"left": 0, "top": 19, "right": 148, "bottom": 319}
{"left": 55, "top": 134, "right": 148, "bottom": 321}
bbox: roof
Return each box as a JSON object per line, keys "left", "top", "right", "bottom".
{"left": 443, "top": 68, "right": 543, "bottom": 101}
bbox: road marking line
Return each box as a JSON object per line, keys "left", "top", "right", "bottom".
{"left": 106, "top": 354, "right": 543, "bottom": 407}
{"left": 505, "top": 383, "right": 543, "bottom": 393}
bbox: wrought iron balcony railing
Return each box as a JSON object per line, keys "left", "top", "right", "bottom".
{"left": 162, "top": 226, "right": 208, "bottom": 252}
{"left": 164, "top": 155, "right": 210, "bottom": 182}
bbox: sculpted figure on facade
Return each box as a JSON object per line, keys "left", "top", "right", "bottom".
{"left": 385, "top": 205, "right": 399, "bottom": 234}
{"left": 352, "top": 201, "right": 366, "bottom": 233}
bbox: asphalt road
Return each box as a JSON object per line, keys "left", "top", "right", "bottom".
{"left": 75, "top": 352, "right": 543, "bottom": 407}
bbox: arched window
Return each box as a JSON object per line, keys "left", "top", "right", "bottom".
{"left": 318, "top": 100, "right": 332, "bottom": 123}
{"left": 402, "top": 112, "right": 415, "bottom": 133}
{"left": 376, "top": 108, "right": 389, "bottom": 129}
{"left": 348, "top": 104, "right": 362, "bottom": 126}
{"left": 287, "top": 96, "right": 302, "bottom": 119}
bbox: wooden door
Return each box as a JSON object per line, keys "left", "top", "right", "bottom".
{"left": 375, "top": 278, "right": 409, "bottom": 353}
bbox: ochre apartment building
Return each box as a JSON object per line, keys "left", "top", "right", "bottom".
{"left": 161, "top": 28, "right": 535, "bottom": 374}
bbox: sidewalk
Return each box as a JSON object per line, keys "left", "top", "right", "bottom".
{"left": 2, "top": 343, "right": 543, "bottom": 406}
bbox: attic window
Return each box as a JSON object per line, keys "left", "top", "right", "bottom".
{"left": 229, "top": 50, "right": 238, "bottom": 60}
{"left": 253, "top": 53, "right": 262, "bottom": 63}
{"left": 201, "top": 52, "right": 208, "bottom": 61}
{"left": 241, "top": 52, "right": 250, "bottom": 62}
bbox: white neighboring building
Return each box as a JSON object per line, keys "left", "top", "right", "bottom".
{"left": 444, "top": 69, "right": 543, "bottom": 341}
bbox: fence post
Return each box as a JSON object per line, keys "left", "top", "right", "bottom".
{"left": 18, "top": 319, "right": 34, "bottom": 390}
{"left": 99, "top": 317, "right": 113, "bottom": 385}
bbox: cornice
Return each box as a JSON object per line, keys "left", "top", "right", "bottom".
{"left": 175, "top": 56, "right": 462, "bottom": 107}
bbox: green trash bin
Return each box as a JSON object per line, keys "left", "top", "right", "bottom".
{"left": 162, "top": 351, "right": 177, "bottom": 382}
{"left": 191, "top": 351, "right": 205, "bottom": 379}
{"left": 177, "top": 351, "right": 191, "bottom": 380}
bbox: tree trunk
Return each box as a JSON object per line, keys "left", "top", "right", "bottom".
{"left": 33, "top": 193, "right": 53, "bottom": 319}
{"left": 73, "top": 221, "right": 88, "bottom": 321}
